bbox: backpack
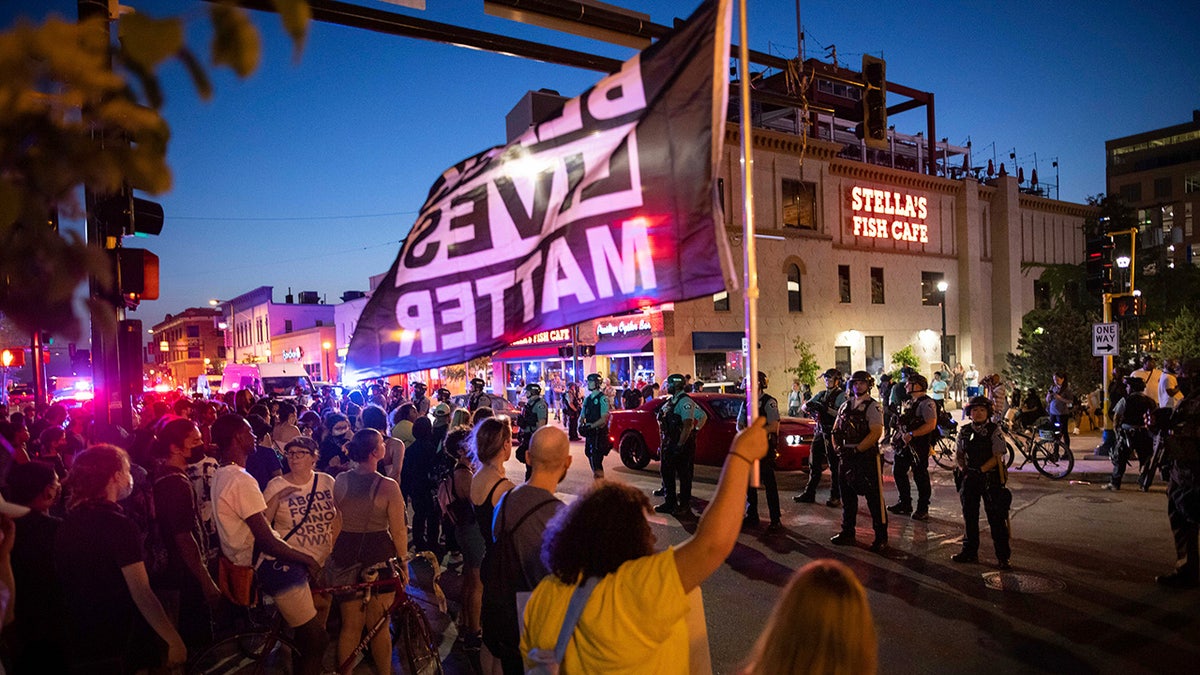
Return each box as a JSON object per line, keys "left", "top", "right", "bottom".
{"left": 480, "top": 494, "right": 559, "bottom": 660}
{"left": 147, "top": 471, "right": 195, "bottom": 580}
{"left": 436, "top": 464, "right": 473, "bottom": 527}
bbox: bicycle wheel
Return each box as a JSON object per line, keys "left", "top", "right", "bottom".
{"left": 1003, "top": 436, "right": 1018, "bottom": 468}
{"left": 932, "top": 436, "right": 957, "bottom": 470}
{"left": 1031, "top": 438, "right": 1075, "bottom": 480}
{"left": 391, "top": 600, "right": 444, "bottom": 675}
{"left": 189, "top": 632, "right": 299, "bottom": 675}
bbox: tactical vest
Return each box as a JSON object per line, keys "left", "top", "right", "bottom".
{"left": 658, "top": 394, "right": 690, "bottom": 448}
{"left": 583, "top": 392, "right": 604, "bottom": 425}
{"left": 806, "top": 389, "right": 840, "bottom": 430}
{"left": 1164, "top": 394, "right": 1200, "bottom": 463}
{"left": 834, "top": 399, "right": 874, "bottom": 449}
{"left": 759, "top": 394, "right": 778, "bottom": 455}
{"left": 899, "top": 395, "right": 935, "bottom": 449}
{"left": 520, "top": 397, "right": 545, "bottom": 431}
{"left": 961, "top": 422, "right": 1000, "bottom": 471}
{"left": 1120, "top": 393, "right": 1155, "bottom": 428}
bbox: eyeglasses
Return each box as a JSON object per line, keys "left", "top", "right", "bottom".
{"left": 285, "top": 450, "right": 315, "bottom": 458}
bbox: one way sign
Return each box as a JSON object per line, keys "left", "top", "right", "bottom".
{"left": 1092, "top": 322, "right": 1119, "bottom": 356}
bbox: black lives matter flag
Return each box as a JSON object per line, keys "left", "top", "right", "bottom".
{"left": 347, "top": 0, "right": 734, "bottom": 379}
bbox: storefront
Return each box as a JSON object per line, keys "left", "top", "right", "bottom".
{"left": 490, "top": 328, "right": 581, "bottom": 403}
{"left": 690, "top": 331, "right": 747, "bottom": 385}
{"left": 270, "top": 325, "right": 337, "bottom": 382}
{"left": 590, "top": 311, "right": 667, "bottom": 388}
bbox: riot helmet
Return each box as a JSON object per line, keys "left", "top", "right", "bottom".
{"left": 906, "top": 373, "right": 929, "bottom": 391}
{"left": 470, "top": 377, "right": 485, "bottom": 391}
{"left": 586, "top": 373, "right": 603, "bottom": 391}
{"left": 526, "top": 383, "right": 542, "bottom": 397}
{"left": 757, "top": 371, "right": 768, "bottom": 390}
{"left": 412, "top": 382, "right": 427, "bottom": 394}
{"left": 665, "top": 373, "right": 687, "bottom": 395}
{"left": 965, "top": 395, "right": 993, "bottom": 416}
{"left": 436, "top": 387, "right": 451, "bottom": 401}
{"left": 847, "top": 370, "right": 874, "bottom": 394}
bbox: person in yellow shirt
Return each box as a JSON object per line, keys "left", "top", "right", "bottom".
{"left": 521, "top": 417, "right": 768, "bottom": 673}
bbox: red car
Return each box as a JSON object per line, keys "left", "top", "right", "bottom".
{"left": 607, "top": 393, "right": 816, "bottom": 471}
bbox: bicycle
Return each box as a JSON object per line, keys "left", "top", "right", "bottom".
{"left": 999, "top": 421, "right": 1075, "bottom": 480}
{"left": 190, "top": 558, "right": 443, "bottom": 675}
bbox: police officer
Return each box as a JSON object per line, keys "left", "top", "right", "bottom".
{"left": 887, "top": 367, "right": 913, "bottom": 433}
{"left": 888, "top": 373, "right": 938, "bottom": 521}
{"left": 467, "top": 377, "right": 492, "bottom": 413}
{"left": 952, "top": 396, "right": 1011, "bottom": 569}
{"left": 580, "top": 374, "right": 611, "bottom": 480}
{"left": 738, "top": 372, "right": 782, "bottom": 530}
{"left": 410, "top": 381, "right": 430, "bottom": 416}
{"left": 656, "top": 373, "right": 702, "bottom": 515}
{"left": 830, "top": 371, "right": 888, "bottom": 552}
{"left": 795, "top": 368, "right": 846, "bottom": 507}
{"left": 516, "top": 382, "right": 549, "bottom": 478}
{"left": 1151, "top": 358, "right": 1200, "bottom": 589}
{"left": 1104, "top": 376, "right": 1157, "bottom": 491}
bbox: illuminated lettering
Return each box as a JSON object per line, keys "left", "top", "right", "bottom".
{"left": 847, "top": 185, "right": 931, "bottom": 247}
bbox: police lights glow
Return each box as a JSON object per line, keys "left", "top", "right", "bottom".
{"left": 849, "top": 186, "right": 929, "bottom": 244}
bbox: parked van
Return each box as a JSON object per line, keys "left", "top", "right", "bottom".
{"left": 219, "top": 363, "right": 315, "bottom": 400}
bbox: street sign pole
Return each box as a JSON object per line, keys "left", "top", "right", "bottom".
{"left": 1100, "top": 295, "right": 1113, "bottom": 456}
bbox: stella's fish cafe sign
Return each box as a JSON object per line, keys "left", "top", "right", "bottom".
{"left": 848, "top": 185, "right": 929, "bottom": 244}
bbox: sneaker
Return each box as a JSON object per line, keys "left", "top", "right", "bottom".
{"left": 674, "top": 503, "right": 694, "bottom": 517}
{"left": 825, "top": 498, "right": 842, "bottom": 508}
{"left": 830, "top": 532, "right": 856, "bottom": 546}
{"left": 793, "top": 493, "right": 816, "bottom": 503}
{"left": 886, "top": 502, "right": 913, "bottom": 516}
{"left": 869, "top": 539, "right": 888, "bottom": 553}
{"left": 653, "top": 502, "right": 678, "bottom": 514}
{"left": 741, "top": 515, "right": 761, "bottom": 530}
{"left": 1101, "top": 483, "right": 1120, "bottom": 491}
{"left": 997, "top": 559, "right": 1013, "bottom": 571}
{"left": 1156, "top": 570, "right": 1200, "bottom": 589}
{"left": 1139, "top": 485, "right": 1151, "bottom": 493}
{"left": 911, "top": 509, "right": 929, "bottom": 521}
{"left": 950, "top": 551, "right": 979, "bottom": 564}
{"left": 652, "top": 487, "right": 666, "bottom": 497}
{"left": 765, "top": 520, "right": 784, "bottom": 533}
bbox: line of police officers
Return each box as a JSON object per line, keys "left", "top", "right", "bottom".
{"left": 444, "top": 358, "right": 1200, "bottom": 585}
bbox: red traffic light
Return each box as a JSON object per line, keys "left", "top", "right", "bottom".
{"left": 1, "top": 348, "right": 25, "bottom": 368}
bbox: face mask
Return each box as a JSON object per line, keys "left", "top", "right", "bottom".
{"left": 187, "top": 446, "right": 206, "bottom": 464}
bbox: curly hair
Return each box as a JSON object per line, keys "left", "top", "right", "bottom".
{"left": 542, "top": 481, "right": 654, "bottom": 584}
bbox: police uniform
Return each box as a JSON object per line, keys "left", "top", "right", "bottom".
{"left": 467, "top": 379, "right": 493, "bottom": 413}
{"left": 411, "top": 388, "right": 431, "bottom": 417}
{"left": 797, "top": 383, "right": 846, "bottom": 505}
{"left": 830, "top": 388, "right": 888, "bottom": 549}
{"left": 890, "top": 394, "right": 937, "bottom": 518}
{"left": 657, "top": 387, "right": 702, "bottom": 513}
{"left": 953, "top": 416, "right": 1011, "bottom": 566}
{"left": 739, "top": 392, "right": 781, "bottom": 526}
{"left": 581, "top": 380, "right": 610, "bottom": 476}
{"left": 516, "top": 388, "right": 549, "bottom": 467}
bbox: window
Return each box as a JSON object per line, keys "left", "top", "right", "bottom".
{"left": 713, "top": 291, "right": 730, "bottom": 312}
{"left": 782, "top": 179, "right": 817, "bottom": 229}
{"left": 787, "top": 264, "right": 803, "bottom": 312}
{"left": 838, "top": 265, "right": 851, "bottom": 303}
{"left": 1186, "top": 171, "right": 1200, "bottom": 194}
{"left": 1119, "top": 183, "right": 1142, "bottom": 203}
{"left": 870, "top": 267, "right": 885, "bottom": 304}
{"left": 315, "top": 320, "right": 324, "bottom": 327}
{"left": 921, "top": 271, "right": 945, "bottom": 306}
{"left": 865, "top": 336, "right": 884, "bottom": 375}
{"left": 1034, "top": 280, "right": 1051, "bottom": 310}
{"left": 186, "top": 325, "right": 200, "bottom": 338}
{"left": 285, "top": 320, "right": 293, "bottom": 333}
{"left": 187, "top": 347, "right": 201, "bottom": 359}
{"left": 835, "top": 346, "right": 851, "bottom": 376}
{"left": 717, "top": 178, "right": 726, "bottom": 212}
{"left": 1154, "top": 177, "right": 1172, "bottom": 200}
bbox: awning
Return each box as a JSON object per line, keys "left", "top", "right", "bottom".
{"left": 491, "top": 345, "right": 561, "bottom": 361}
{"left": 595, "top": 336, "right": 652, "bottom": 356}
{"left": 692, "top": 331, "right": 744, "bottom": 352}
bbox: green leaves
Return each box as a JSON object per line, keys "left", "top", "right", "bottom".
{"left": 274, "top": 0, "right": 312, "bottom": 60}
{"left": 118, "top": 12, "right": 184, "bottom": 72}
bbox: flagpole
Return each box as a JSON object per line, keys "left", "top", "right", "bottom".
{"left": 737, "top": 0, "right": 760, "bottom": 487}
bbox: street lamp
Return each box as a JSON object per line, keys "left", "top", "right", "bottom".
{"left": 322, "top": 341, "right": 333, "bottom": 383}
{"left": 210, "top": 298, "right": 235, "bottom": 363}
{"left": 937, "top": 280, "right": 949, "bottom": 368}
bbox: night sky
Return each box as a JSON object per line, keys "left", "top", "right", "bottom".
{"left": 7, "top": 0, "right": 1199, "bottom": 324}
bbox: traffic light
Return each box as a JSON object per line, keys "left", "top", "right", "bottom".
{"left": 1085, "top": 235, "right": 1114, "bottom": 294}
{"left": 1, "top": 348, "right": 25, "bottom": 368}
{"left": 859, "top": 55, "right": 887, "bottom": 150}
{"left": 93, "top": 188, "right": 164, "bottom": 239}
{"left": 111, "top": 248, "right": 161, "bottom": 306}
{"left": 1111, "top": 296, "right": 1146, "bottom": 318}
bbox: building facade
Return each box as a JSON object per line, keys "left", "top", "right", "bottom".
{"left": 218, "top": 286, "right": 335, "bottom": 367}
{"left": 1106, "top": 110, "right": 1200, "bottom": 274}
{"left": 149, "top": 307, "right": 225, "bottom": 391}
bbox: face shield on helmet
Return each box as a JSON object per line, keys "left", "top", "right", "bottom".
{"left": 525, "top": 383, "right": 542, "bottom": 397}
{"left": 436, "top": 387, "right": 451, "bottom": 401}
{"left": 665, "top": 374, "right": 686, "bottom": 395}
{"left": 586, "top": 374, "right": 602, "bottom": 391}
{"left": 470, "top": 378, "right": 485, "bottom": 391}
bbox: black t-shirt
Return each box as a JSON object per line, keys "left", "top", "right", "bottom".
{"left": 12, "top": 510, "right": 65, "bottom": 639}
{"left": 152, "top": 464, "right": 206, "bottom": 588}
{"left": 54, "top": 500, "right": 157, "bottom": 667}
{"left": 245, "top": 444, "right": 285, "bottom": 491}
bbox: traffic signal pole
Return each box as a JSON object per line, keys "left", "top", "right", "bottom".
{"left": 1100, "top": 227, "right": 1139, "bottom": 454}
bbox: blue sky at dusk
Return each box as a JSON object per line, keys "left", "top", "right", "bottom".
{"left": 8, "top": 0, "right": 1200, "bottom": 325}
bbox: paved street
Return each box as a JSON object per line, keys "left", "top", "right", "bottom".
{"left": 431, "top": 425, "right": 1200, "bottom": 675}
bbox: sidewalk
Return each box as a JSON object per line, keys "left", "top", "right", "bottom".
{"left": 1004, "top": 427, "right": 1118, "bottom": 483}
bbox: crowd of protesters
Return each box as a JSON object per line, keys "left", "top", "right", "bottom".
{"left": 0, "top": 379, "right": 880, "bottom": 675}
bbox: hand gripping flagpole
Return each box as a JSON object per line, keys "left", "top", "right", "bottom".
{"left": 737, "top": 0, "right": 760, "bottom": 488}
